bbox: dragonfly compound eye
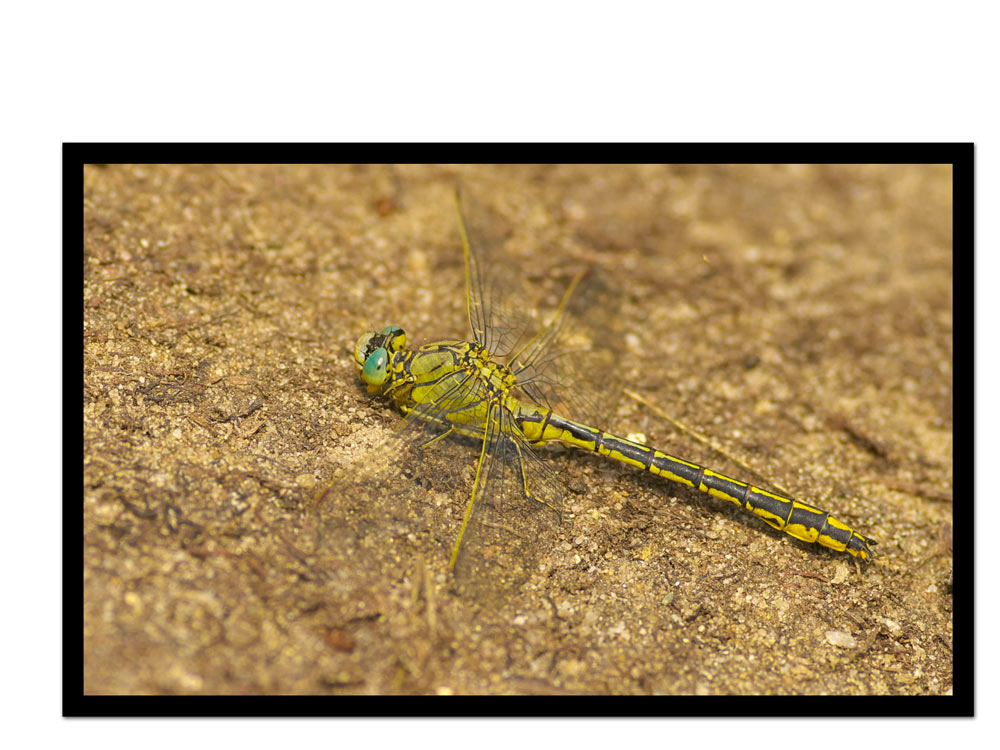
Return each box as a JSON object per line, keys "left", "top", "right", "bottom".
{"left": 362, "top": 347, "right": 390, "bottom": 387}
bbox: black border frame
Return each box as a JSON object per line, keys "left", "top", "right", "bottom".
{"left": 69, "top": 145, "right": 971, "bottom": 716}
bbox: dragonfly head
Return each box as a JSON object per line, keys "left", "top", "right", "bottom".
{"left": 354, "top": 325, "right": 407, "bottom": 393}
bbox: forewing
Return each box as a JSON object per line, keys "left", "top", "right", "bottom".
{"left": 311, "top": 372, "right": 485, "bottom": 583}
{"left": 454, "top": 188, "right": 532, "bottom": 358}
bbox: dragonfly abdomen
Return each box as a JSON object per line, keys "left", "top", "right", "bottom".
{"left": 519, "top": 407, "right": 876, "bottom": 561}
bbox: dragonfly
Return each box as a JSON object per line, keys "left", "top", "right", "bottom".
{"left": 318, "top": 190, "right": 876, "bottom": 592}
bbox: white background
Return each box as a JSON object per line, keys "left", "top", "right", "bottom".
{"left": 4, "top": 0, "right": 984, "bottom": 746}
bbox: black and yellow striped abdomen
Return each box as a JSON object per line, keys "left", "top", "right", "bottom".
{"left": 516, "top": 406, "right": 876, "bottom": 560}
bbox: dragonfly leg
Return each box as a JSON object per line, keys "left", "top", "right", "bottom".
{"left": 417, "top": 425, "right": 456, "bottom": 450}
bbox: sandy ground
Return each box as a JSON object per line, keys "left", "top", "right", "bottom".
{"left": 83, "top": 163, "right": 952, "bottom": 695}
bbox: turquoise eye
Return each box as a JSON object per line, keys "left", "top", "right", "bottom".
{"left": 354, "top": 326, "right": 406, "bottom": 390}
{"left": 362, "top": 347, "right": 389, "bottom": 386}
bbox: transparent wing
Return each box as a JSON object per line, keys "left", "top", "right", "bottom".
{"left": 511, "top": 267, "right": 624, "bottom": 430}
{"left": 456, "top": 187, "right": 626, "bottom": 427}
{"left": 312, "top": 375, "right": 565, "bottom": 605}
{"left": 310, "top": 360, "right": 479, "bottom": 561}
{"left": 455, "top": 187, "right": 533, "bottom": 358}
{"left": 451, "top": 400, "right": 566, "bottom": 601}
